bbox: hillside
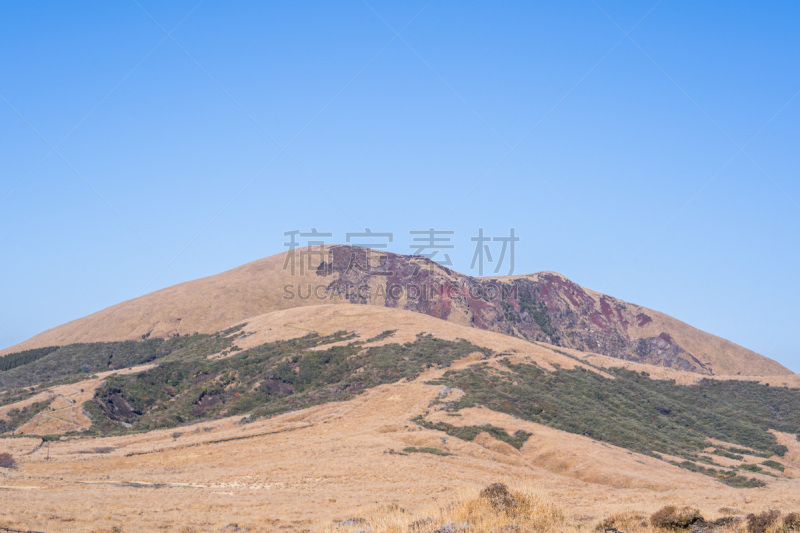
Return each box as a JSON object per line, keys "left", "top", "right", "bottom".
{"left": 1, "top": 299, "right": 799, "bottom": 531}
{"left": 2, "top": 245, "right": 789, "bottom": 377}
{"left": 1, "top": 305, "right": 799, "bottom": 531}
{"left": 1, "top": 304, "right": 798, "bottom": 485}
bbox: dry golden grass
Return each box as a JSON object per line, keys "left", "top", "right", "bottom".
{"left": 0, "top": 269, "right": 797, "bottom": 530}
{"left": 0, "top": 250, "right": 337, "bottom": 352}
{"left": 1, "top": 364, "right": 155, "bottom": 436}
{"left": 320, "top": 482, "right": 567, "bottom": 533}
{"left": 227, "top": 304, "right": 592, "bottom": 373}
{"left": 1, "top": 247, "right": 790, "bottom": 377}
{"left": 320, "top": 481, "right": 800, "bottom": 533}
{"left": 564, "top": 344, "right": 800, "bottom": 387}
{"left": 4, "top": 303, "right": 791, "bottom": 440}
{"left": 1, "top": 350, "right": 799, "bottom": 532}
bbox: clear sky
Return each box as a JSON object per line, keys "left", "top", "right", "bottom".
{"left": 1, "top": 1, "right": 798, "bottom": 371}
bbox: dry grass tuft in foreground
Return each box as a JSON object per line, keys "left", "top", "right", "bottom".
{"left": 744, "top": 509, "right": 800, "bottom": 533}
{"left": 649, "top": 505, "right": 705, "bottom": 530}
{"left": 323, "top": 482, "right": 565, "bottom": 533}
{"left": 597, "top": 511, "right": 650, "bottom": 531}
{"left": 323, "top": 483, "right": 800, "bottom": 533}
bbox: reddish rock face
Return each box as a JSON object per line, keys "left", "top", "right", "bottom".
{"left": 313, "top": 246, "right": 712, "bottom": 374}
{"left": 635, "top": 334, "right": 710, "bottom": 373}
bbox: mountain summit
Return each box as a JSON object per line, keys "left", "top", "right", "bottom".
{"left": 2, "top": 245, "right": 790, "bottom": 376}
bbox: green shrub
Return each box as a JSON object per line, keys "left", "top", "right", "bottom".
{"left": 0, "top": 330, "right": 241, "bottom": 393}
{"left": 0, "top": 401, "right": 49, "bottom": 434}
{"left": 385, "top": 449, "right": 408, "bottom": 456}
{"left": 364, "top": 330, "right": 397, "bottom": 343}
{"left": 762, "top": 459, "right": 785, "bottom": 472}
{"left": 712, "top": 448, "right": 744, "bottom": 460}
{"left": 673, "top": 461, "right": 765, "bottom": 488}
{"left": 412, "top": 416, "right": 531, "bottom": 450}
{"left": 739, "top": 463, "right": 763, "bottom": 473}
{"left": 86, "top": 333, "right": 487, "bottom": 434}
{"left": 403, "top": 446, "right": 452, "bottom": 456}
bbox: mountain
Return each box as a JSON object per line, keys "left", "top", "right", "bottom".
{"left": 1, "top": 245, "right": 791, "bottom": 376}
{"left": 2, "top": 250, "right": 800, "bottom": 531}
{"left": 2, "top": 302, "right": 800, "bottom": 530}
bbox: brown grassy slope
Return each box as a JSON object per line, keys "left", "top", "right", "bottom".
{"left": 0, "top": 305, "right": 598, "bottom": 439}
{"left": 4, "top": 304, "right": 796, "bottom": 440}
{"left": 580, "top": 286, "right": 787, "bottom": 376}
{"left": 497, "top": 273, "right": 791, "bottom": 376}
{"left": 1, "top": 352, "right": 798, "bottom": 532}
{"left": 1, "top": 246, "right": 791, "bottom": 377}
{"left": 3, "top": 365, "right": 156, "bottom": 436}
{"left": 224, "top": 304, "right": 800, "bottom": 386}
{"left": 0, "top": 251, "right": 316, "bottom": 352}
{"left": 224, "top": 305, "right": 593, "bottom": 372}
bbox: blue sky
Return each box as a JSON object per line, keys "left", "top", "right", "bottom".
{"left": 1, "top": 1, "right": 798, "bottom": 371}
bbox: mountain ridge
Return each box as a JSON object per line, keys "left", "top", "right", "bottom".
{"left": 1, "top": 245, "right": 790, "bottom": 376}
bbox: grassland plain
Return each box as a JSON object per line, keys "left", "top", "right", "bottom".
{"left": 2, "top": 364, "right": 799, "bottom": 532}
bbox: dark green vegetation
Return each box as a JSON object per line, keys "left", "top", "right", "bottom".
{"left": 411, "top": 415, "right": 531, "bottom": 450}
{"left": 385, "top": 448, "right": 409, "bottom": 456}
{"left": 0, "top": 388, "right": 37, "bottom": 409}
{"left": 3, "top": 321, "right": 797, "bottom": 492}
{"left": 738, "top": 464, "right": 763, "bottom": 473}
{"left": 364, "top": 329, "right": 398, "bottom": 343}
{"left": 712, "top": 448, "right": 744, "bottom": 461}
{"left": 501, "top": 283, "right": 559, "bottom": 342}
{"left": 0, "top": 330, "right": 240, "bottom": 434}
{"left": 0, "top": 331, "right": 238, "bottom": 393}
{"left": 0, "top": 401, "right": 49, "bottom": 434}
{"left": 762, "top": 459, "right": 785, "bottom": 472}
{"left": 674, "top": 460, "right": 765, "bottom": 488}
{"left": 88, "top": 332, "right": 488, "bottom": 434}
{"left": 431, "top": 360, "right": 800, "bottom": 487}
{"left": 402, "top": 446, "right": 452, "bottom": 456}
{"left": 0, "top": 346, "right": 60, "bottom": 372}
